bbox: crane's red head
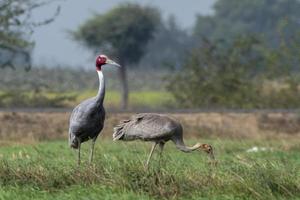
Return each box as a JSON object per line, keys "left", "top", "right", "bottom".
{"left": 199, "top": 144, "right": 215, "bottom": 160}
{"left": 95, "top": 55, "right": 120, "bottom": 71}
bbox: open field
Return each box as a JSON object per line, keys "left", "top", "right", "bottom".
{"left": 1, "top": 139, "right": 299, "bottom": 200}
{"left": 0, "top": 112, "right": 300, "bottom": 199}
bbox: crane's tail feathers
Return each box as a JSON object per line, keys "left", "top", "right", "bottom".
{"left": 69, "top": 136, "right": 79, "bottom": 149}
{"left": 113, "top": 122, "right": 126, "bottom": 141}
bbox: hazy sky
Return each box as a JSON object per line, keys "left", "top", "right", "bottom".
{"left": 32, "top": 0, "right": 216, "bottom": 68}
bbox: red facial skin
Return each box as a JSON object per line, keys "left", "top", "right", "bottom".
{"left": 96, "top": 55, "right": 107, "bottom": 71}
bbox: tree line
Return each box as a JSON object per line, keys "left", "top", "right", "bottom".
{"left": 73, "top": 0, "right": 300, "bottom": 109}
{"left": 168, "top": 0, "right": 300, "bottom": 108}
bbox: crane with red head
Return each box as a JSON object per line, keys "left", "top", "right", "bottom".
{"left": 69, "top": 55, "right": 120, "bottom": 165}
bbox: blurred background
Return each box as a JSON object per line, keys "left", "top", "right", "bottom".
{"left": 1, "top": 0, "right": 299, "bottom": 111}
{"left": 1, "top": 0, "right": 300, "bottom": 143}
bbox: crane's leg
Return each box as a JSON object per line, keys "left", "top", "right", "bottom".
{"left": 159, "top": 142, "right": 165, "bottom": 157}
{"left": 158, "top": 142, "right": 165, "bottom": 167}
{"left": 145, "top": 142, "right": 157, "bottom": 168}
{"left": 77, "top": 138, "right": 81, "bottom": 166}
{"left": 89, "top": 137, "right": 97, "bottom": 164}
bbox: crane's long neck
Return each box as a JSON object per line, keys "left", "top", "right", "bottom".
{"left": 174, "top": 140, "right": 201, "bottom": 153}
{"left": 96, "top": 70, "right": 105, "bottom": 104}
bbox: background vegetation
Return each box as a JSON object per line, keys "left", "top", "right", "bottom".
{"left": 72, "top": 3, "right": 161, "bottom": 109}
{"left": 0, "top": 0, "right": 60, "bottom": 70}
{"left": 1, "top": 0, "right": 300, "bottom": 110}
{"left": 0, "top": 68, "right": 173, "bottom": 108}
{"left": 167, "top": 34, "right": 300, "bottom": 109}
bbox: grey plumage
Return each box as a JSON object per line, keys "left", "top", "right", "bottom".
{"left": 113, "top": 113, "right": 214, "bottom": 167}
{"left": 69, "top": 97, "right": 105, "bottom": 149}
{"left": 113, "top": 113, "right": 177, "bottom": 142}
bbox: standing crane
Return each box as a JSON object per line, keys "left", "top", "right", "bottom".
{"left": 69, "top": 55, "right": 120, "bottom": 165}
{"left": 113, "top": 113, "right": 214, "bottom": 167}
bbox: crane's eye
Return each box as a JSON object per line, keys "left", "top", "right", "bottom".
{"left": 96, "top": 56, "right": 107, "bottom": 66}
{"left": 101, "top": 57, "right": 107, "bottom": 63}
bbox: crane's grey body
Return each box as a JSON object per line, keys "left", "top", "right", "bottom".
{"left": 113, "top": 113, "right": 182, "bottom": 144}
{"left": 113, "top": 113, "right": 214, "bottom": 167}
{"left": 69, "top": 97, "right": 105, "bottom": 148}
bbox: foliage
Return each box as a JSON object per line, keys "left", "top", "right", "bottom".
{"left": 183, "top": 0, "right": 300, "bottom": 109}
{"left": 72, "top": 3, "right": 160, "bottom": 65}
{"left": 264, "top": 31, "right": 300, "bottom": 77}
{"left": 167, "top": 35, "right": 300, "bottom": 109}
{"left": 0, "top": 0, "right": 60, "bottom": 70}
{"left": 0, "top": 139, "right": 299, "bottom": 199}
{"left": 194, "top": 0, "right": 300, "bottom": 46}
{"left": 167, "top": 36, "right": 263, "bottom": 108}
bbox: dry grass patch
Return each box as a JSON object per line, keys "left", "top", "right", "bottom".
{"left": 0, "top": 111, "right": 300, "bottom": 145}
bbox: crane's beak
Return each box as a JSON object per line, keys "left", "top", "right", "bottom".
{"left": 204, "top": 145, "right": 215, "bottom": 160}
{"left": 208, "top": 148, "right": 215, "bottom": 160}
{"left": 105, "top": 58, "right": 121, "bottom": 68}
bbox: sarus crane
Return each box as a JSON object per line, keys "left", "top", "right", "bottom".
{"left": 69, "top": 55, "right": 120, "bottom": 165}
{"left": 113, "top": 113, "right": 215, "bottom": 167}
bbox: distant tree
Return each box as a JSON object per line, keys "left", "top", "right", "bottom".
{"left": 71, "top": 3, "right": 161, "bottom": 109}
{"left": 264, "top": 30, "right": 300, "bottom": 77}
{"left": 0, "top": 0, "right": 60, "bottom": 70}
{"left": 140, "top": 15, "right": 195, "bottom": 69}
{"left": 194, "top": 0, "right": 300, "bottom": 46}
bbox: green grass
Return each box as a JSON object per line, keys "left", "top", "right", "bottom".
{"left": 0, "top": 90, "right": 175, "bottom": 109}
{"left": 0, "top": 139, "right": 299, "bottom": 200}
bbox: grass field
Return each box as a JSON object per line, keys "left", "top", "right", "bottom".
{"left": 0, "top": 112, "right": 300, "bottom": 199}
{"left": 0, "top": 139, "right": 299, "bottom": 200}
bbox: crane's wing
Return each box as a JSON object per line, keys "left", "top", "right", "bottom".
{"left": 69, "top": 97, "right": 105, "bottom": 136}
{"left": 113, "top": 113, "right": 179, "bottom": 141}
